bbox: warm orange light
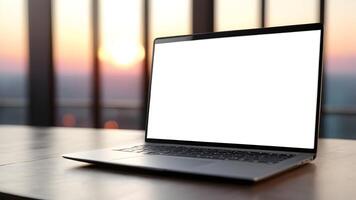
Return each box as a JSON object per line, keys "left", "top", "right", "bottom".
{"left": 104, "top": 120, "right": 119, "bottom": 129}
{"left": 62, "top": 113, "right": 76, "bottom": 127}
{"left": 99, "top": 42, "right": 145, "bottom": 70}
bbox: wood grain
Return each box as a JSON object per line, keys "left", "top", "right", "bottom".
{"left": 0, "top": 125, "right": 355, "bottom": 200}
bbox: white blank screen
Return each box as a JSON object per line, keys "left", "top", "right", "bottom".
{"left": 147, "top": 30, "right": 321, "bottom": 149}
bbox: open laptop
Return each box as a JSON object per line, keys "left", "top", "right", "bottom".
{"left": 63, "top": 23, "right": 324, "bottom": 182}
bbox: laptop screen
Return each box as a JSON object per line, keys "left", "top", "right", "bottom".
{"left": 146, "top": 27, "right": 322, "bottom": 149}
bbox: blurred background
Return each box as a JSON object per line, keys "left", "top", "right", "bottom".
{"left": 0, "top": 0, "right": 355, "bottom": 139}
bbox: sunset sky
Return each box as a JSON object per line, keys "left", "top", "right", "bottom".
{"left": 215, "top": 0, "right": 260, "bottom": 30}
{"left": 53, "top": 0, "right": 92, "bottom": 75}
{"left": 0, "top": 0, "right": 355, "bottom": 75}
{"left": 99, "top": 0, "right": 144, "bottom": 70}
{"left": 0, "top": 0, "right": 27, "bottom": 74}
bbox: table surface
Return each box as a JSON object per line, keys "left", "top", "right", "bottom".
{"left": 0, "top": 125, "right": 355, "bottom": 200}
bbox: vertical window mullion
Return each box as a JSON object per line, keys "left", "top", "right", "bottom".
{"left": 142, "top": 0, "right": 150, "bottom": 129}
{"left": 27, "top": 0, "right": 55, "bottom": 126}
{"left": 192, "top": 0, "right": 214, "bottom": 34}
{"left": 91, "top": 0, "right": 101, "bottom": 128}
{"left": 261, "top": 0, "right": 266, "bottom": 27}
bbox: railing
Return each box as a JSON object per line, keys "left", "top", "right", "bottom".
{"left": 2, "top": 98, "right": 356, "bottom": 116}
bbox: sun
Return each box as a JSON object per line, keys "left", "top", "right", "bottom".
{"left": 99, "top": 42, "right": 145, "bottom": 70}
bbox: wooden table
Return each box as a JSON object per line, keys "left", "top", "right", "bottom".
{"left": 0, "top": 125, "right": 355, "bottom": 200}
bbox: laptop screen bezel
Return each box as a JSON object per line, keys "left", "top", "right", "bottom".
{"left": 144, "top": 23, "right": 324, "bottom": 154}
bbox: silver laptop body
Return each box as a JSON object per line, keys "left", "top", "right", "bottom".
{"left": 63, "top": 23, "right": 323, "bottom": 182}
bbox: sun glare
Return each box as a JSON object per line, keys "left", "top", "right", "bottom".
{"left": 99, "top": 42, "right": 145, "bottom": 69}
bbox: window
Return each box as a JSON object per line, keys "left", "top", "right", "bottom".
{"left": 266, "top": 0, "right": 319, "bottom": 27}
{"left": 0, "top": 0, "right": 28, "bottom": 124}
{"left": 215, "top": 0, "right": 260, "bottom": 31}
{"left": 322, "top": 0, "right": 356, "bottom": 138}
{"left": 99, "top": 0, "right": 144, "bottom": 129}
{"left": 51, "top": 0, "right": 192, "bottom": 129}
{"left": 53, "top": 0, "right": 92, "bottom": 127}
{"left": 1, "top": 0, "right": 356, "bottom": 139}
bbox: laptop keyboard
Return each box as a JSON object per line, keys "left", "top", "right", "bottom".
{"left": 116, "top": 145, "right": 295, "bottom": 164}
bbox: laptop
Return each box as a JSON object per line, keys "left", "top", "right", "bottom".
{"left": 63, "top": 23, "right": 324, "bottom": 182}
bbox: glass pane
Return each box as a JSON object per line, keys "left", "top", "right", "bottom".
{"left": 266, "top": 0, "right": 318, "bottom": 27}
{"left": 0, "top": 0, "right": 28, "bottom": 124}
{"left": 322, "top": 115, "right": 356, "bottom": 139}
{"left": 149, "top": 0, "right": 192, "bottom": 67}
{"left": 215, "top": 0, "right": 260, "bottom": 31}
{"left": 322, "top": 0, "right": 356, "bottom": 138}
{"left": 53, "top": 0, "right": 92, "bottom": 127}
{"left": 100, "top": 0, "right": 144, "bottom": 129}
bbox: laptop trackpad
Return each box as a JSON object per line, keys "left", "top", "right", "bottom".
{"left": 114, "top": 156, "right": 213, "bottom": 170}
